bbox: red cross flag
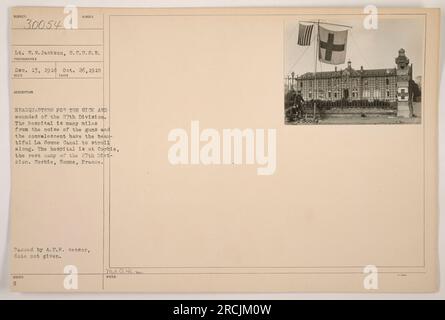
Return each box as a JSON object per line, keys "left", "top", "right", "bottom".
{"left": 318, "top": 26, "right": 348, "bottom": 65}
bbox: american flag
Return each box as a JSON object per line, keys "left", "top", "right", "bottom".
{"left": 297, "top": 23, "right": 314, "bottom": 46}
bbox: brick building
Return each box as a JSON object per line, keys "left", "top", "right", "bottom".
{"left": 286, "top": 48, "right": 413, "bottom": 107}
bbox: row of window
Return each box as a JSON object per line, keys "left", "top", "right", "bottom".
{"left": 305, "top": 89, "right": 395, "bottom": 99}
{"left": 298, "top": 77, "right": 394, "bottom": 88}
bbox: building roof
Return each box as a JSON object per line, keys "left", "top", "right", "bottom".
{"left": 298, "top": 67, "right": 397, "bottom": 80}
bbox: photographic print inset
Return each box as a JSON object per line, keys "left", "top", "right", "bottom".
{"left": 284, "top": 17, "right": 424, "bottom": 125}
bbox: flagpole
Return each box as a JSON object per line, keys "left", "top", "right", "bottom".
{"left": 313, "top": 20, "right": 320, "bottom": 120}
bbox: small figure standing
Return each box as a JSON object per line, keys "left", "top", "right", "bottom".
{"left": 293, "top": 90, "right": 305, "bottom": 119}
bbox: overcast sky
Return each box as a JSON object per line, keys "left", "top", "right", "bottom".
{"left": 285, "top": 15, "right": 425, "bottom": 79}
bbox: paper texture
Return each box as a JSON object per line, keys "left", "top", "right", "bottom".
{"left": 9, "top": 7, "right": 440, "bottom": 292}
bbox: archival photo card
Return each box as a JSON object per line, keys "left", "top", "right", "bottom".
{"left": 8, "top": 7, "right": 439, "bottom": 293}
{"left": 284, "top": 16, "right": 425, "bottom": 125}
